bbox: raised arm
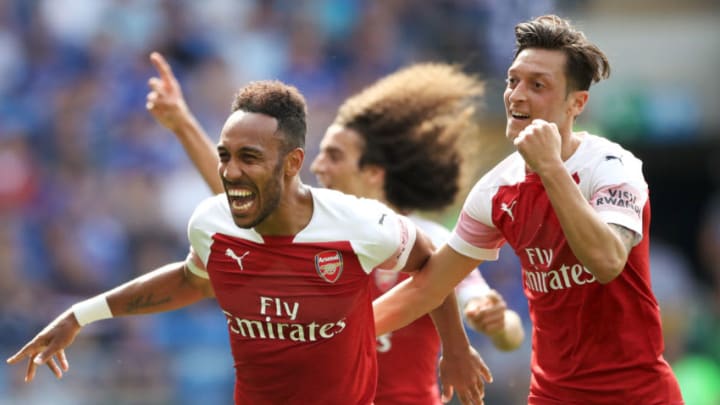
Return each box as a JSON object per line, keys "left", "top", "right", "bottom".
{"left": 515, "top": 120, "right": 632, "bottom": 283}
{"left": 146, "top": 52, "right": 223, "bottom": 194}
{"left": 6, "top": 261, "right": 213, "bottom": 382}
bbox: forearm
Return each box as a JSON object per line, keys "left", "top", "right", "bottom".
{"left": 373, "top": 276, "right": 433, "bottom": 336}
{"left": 374, "top": 246, "right": 482, "bottom": 336}
{"left": 103, "top": 261, "right": 212, "bottom": 317}
{"left": 539, "top": 164, "right": 627, "bottom": 283}
{"left": 429, "top": 293, "right": 473, "bottom": 355}
{"left": 171, "top": 116, "right": 223, "bottom": 194}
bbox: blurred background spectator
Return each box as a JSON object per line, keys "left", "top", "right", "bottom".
{"left": 1, "top": 0, "right": 718, "bottom": 404}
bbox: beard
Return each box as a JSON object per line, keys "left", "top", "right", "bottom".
{"left": 233, "top": 157, "right": 285, "bottom": 230}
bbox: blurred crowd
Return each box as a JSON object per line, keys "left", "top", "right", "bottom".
{"left": 0, "top": 1, "right": 718, "bottom": 404}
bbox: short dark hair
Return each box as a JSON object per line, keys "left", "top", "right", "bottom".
{"left": 333, "top": 63, "right": 484, "bottom": 212}
{"left": 231, "top": 80, "right": 307, "bottom": 153}
{"left": 514, "top": 15, "right": 610, "bottom": 92}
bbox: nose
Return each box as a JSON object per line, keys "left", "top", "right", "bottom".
{"left": 221, "top": 159, "right": 243, "bottom": 181}
{"left": 507, "top": 82, "right": 527, "bottom": 104}
{"left": 310, "top": 154, "right": 324, "bottom": 174}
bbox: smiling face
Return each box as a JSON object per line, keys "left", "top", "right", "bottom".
{"left": 310, "top": 124, "right": 382, "bottom": 199}
{"left": 504, "top": 48, "right": 587, "bottom": 142}
{"left": 217, "top": 110, "right": 286, "bottom": 229}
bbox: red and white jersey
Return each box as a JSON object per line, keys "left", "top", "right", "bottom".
{"left": 373, "top": 214, "right": 490, "bottom": 405}
{"left": 185, "top": 187, "right": 416, "bottom": 405}
{"left": 448, "top": 133, "right": 683, "bottom": 403}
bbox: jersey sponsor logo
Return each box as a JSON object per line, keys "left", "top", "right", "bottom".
{"left": 522, "top": 247, "right": 597, "bottom": 292}
{"left": 223, "top": 312, "right": 347, "bottom": 342}
{"left": 500, "top": 200, "right": 518, "bottom": 222}
{"left": 524, "top": 263, "right": 597, "bottom": 293}
{"left": 374, "top": 269, "right": 399, "bottom": 292}
{"left": 222, "top": 296, "right": 348, "bottom": 342}
{"left": 225, "top": 248, "right": 250, "bottom": 271}
{"left": 315, "top": 250, "right": 344, "bottom": 283}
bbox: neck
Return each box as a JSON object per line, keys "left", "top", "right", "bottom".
{"left": 255, "top": 178, "right": 313, "bottom": 236}
{"left": 560, "top": 131, "right": 583, "bottom": 161}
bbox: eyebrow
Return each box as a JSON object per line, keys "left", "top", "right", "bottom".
{"left": 321, "top": 145, "right": 344, "bottom": 155}
{"left": 217, "top": 145, "right": 264, "bottom": 154}
{"left": 508, "top": 68, "right": 554, "bottom": 80}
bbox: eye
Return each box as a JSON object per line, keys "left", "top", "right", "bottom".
{"left": 534, "top": 81, "right": 544, "bottom": 89}
{"left": 505, "top": 77, "right": 517, "bottom": 87}
{"left": 241, "top": 153, "right": 261, "bottom": 164}
{"left": 218, "top": 150, "right": 230, "bottom": 162}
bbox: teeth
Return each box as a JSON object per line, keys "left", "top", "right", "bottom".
{"left": 227, "top": 189, "right": 253, "bottom": 197}
{"left": 232, "top": 200, "right": 253, "bottom": 211}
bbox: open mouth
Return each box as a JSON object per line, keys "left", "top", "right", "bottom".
{"left": 227, "top": 187, "right": 256, "bottom": 213}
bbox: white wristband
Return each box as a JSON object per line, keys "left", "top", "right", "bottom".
{"left": 72, "top": 295, "right": 113, "bottom": 326}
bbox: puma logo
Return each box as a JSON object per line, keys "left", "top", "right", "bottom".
{"left": 225, "top": 248, "right": 250, "bottom": 271}
{"left": 500, "top": 200, "right": 518, "bottom": 222}
{"left": 379, "top": 214, "right": 387, "bottom": 225}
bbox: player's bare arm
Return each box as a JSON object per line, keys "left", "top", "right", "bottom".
{"left": 518, "top": 123, "right": 629, "bottom": 283}
{"left": 6, "top": 261, "right": 214, "bottom": 383}
{"left": 539, "top": 162, "right": 630, "bottom": 283}
{"left": 431, "top": 292, "right": 492, "bottom": 405}
{"left": 608, "top": 223, "right": 637, "bottom": 255}
{"left": 374, "top": 244, "right": 484, "bottom": 336}
{"left": 146, "top": 51, "right": 222, "bottom": 194}
{"left": 106, "top": 261, "right": 214, "bottom": 316}
{"left": 389, "top": 230, "right": 491, "bottom": 405}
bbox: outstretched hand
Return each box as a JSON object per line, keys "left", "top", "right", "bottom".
{"left": 438, "top": 345, "right": 492, "bottom": 405}
{"left": 146, "top": 52, "right": 192, "bottom": 131}
{"left": 6, "top": 310, "right": 82, "bottom": 382}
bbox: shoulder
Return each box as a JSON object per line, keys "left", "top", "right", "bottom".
{"left": 189, "top": 194, "right": 230, "bottom": 229}
{"left": 474, "top": 151, "right": 526, "bottom": 191}
{"left": 574, "top": 134, "right": 646, "bottom": 187}
{"left": 460, "top": 152, "right": 524, "bottom": 225}
{"left": 297, "top": 187, "right": 404, "bottom": 243}
{"left": 311, "top": 187, "right": 395, "bottom": 225}
{"left": 302, "top": 188, "right": 416, "bottom": 273}
{"left": 187, "top": 194, "right": 258, "bottom": 240}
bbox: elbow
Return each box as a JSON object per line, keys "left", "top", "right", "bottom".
{"left": 409, "top": 270, "right": 447, "bottom": 311}
{"left": 589, "top": 256, "right": 626, "bottom": 284}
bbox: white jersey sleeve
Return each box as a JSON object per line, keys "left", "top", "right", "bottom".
{"left": 448, "top": 153, "right": 523, "bottom": 261}
{"left": 578, "top": 135, "right": 649, "bottom": 246}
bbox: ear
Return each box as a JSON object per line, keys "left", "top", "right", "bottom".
{"left": 284, "top": 148, "right": 305, "bottom": 177}
{"left": 362, "top": 164, "right": 386, "bottom": 188}
{"left": 569, "top": 90, "right": 589, "bottom": 117}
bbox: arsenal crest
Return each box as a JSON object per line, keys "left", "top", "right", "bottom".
{"left": 314, "top": 250, "right": 344, "bottom": 283}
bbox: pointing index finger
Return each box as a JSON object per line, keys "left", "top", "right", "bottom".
{"left": 149, "top": 52, "right": 177, "bottom": 86}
